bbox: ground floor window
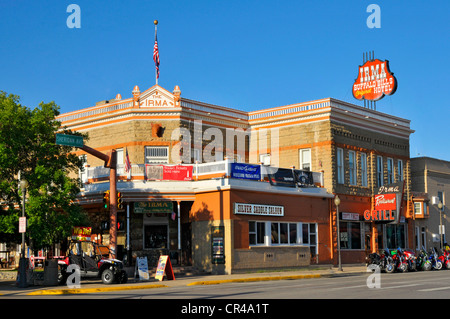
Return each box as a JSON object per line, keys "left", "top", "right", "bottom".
{"left": 339, "top": 221, "right": 362, "bottom": 250}
{"left": 249, "top": 221, "right": 317, "bottom": 250}
{"left": 144, "top": 224, "right": 168, "bottom": 249}
{"left": 385, "top": 224, "right": 406, "bottom": 249}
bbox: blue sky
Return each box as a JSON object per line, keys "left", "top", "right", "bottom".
{"left": 0, "top": 0, "right": 449, "bottom": 161}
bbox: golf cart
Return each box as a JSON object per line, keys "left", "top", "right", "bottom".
{"left": 58, "top": 240, "right": 128, "bottom": 285}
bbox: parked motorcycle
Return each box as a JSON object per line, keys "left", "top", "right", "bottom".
{"left": 429, "top": 247, "right": 443, "bottom": 270}
{"left": 439, "top": 248, "right": 450, "bottom": 269}
{"left": 392, "top": 248, "right": 408, "bottom": 272}
{"left": 381, "top": 248, "right": 395, "bottom": 273}
{"left": 403, "top": 249, "right": 417, "bottom": 271}
{"left": 365, "top": 248, "right": 395, "bottom": 273}
{"left": 416, "top": 248, "right": 432, "bottom": 271}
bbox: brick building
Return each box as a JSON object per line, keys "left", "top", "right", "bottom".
{"left": 58, "top": 83, "right": 415, "bottom": 272}
{"left": 410, "top": 157, "right": 450, "bottom": 251}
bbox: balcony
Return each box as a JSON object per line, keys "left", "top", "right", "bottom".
{"left": 79, "top": 159, "right": 324, "bottom": 191}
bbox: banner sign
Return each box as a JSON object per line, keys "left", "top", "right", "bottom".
{"left": 352, "top": 59, "right": 397, "bottom": 101}
{"left": 134, "top": 201, "right": 173, "bottom": 214}
{"left": 163, "top": 165, "right": 193, "bottom": 181}
{"left": 19, "top": 217, "right": 26, "bottom": 233}
{"left": 230, "top": 163, "right": 261, "bottom": 180}
{"left": 145, "top": 164, "right": 193, "bottom": 181}
{"left": 267, "top": 168, "right": 296, "bottom": 187}
{"left": 267, "top": 168, "right": 314, "bottom": 188}
{"left": 234, "top": 203, "right": 284, "bottom": 217}
{"left": 71, "top": 226, "right": 92, "bottom": 241}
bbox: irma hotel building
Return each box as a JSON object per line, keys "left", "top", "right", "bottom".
{"left": 57, "top": 82, "right": 415, "bottom": 274}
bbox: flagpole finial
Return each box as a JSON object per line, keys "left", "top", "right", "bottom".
{"left": 154, "top": 20, "right": 158, "bottom": 25}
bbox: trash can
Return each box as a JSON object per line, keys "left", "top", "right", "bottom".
{"left": 43, "top": 259, "right": 58, "bottom": 286}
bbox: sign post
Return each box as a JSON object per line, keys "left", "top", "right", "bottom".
{"left": 55, "top": 134, "right": 119, "bottom": 259}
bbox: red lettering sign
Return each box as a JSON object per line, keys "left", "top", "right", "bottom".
{"left": 163, "top": 165, "right": 193, "bottom": 181}
{"left": 364, "top": 209, "right": 395, "bottom": 222}
{"left": 352, "top": 59, "right": 397, "bottom": 101}
{"left": 374, "top": 193, "right": 397, "bottom": 211}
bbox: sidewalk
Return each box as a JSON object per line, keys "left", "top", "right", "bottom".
{"left": 0, "top": 264, "right": 368, "bottom": 297}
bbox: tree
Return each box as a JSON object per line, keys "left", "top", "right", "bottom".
{"left": 0, "top": 91, "right": 89, "bottom": 250}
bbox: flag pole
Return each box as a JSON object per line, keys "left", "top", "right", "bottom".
{"left": 154, "top": 20, "right": 158, "bottom": 86}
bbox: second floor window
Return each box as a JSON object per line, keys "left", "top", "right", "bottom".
{"left": 387, "top": 158, "right": 394, "bottom": 184}
{"left": 360, "top": 153, "right": 368, "bottom": 187}
{"left": 145, "top": 146, "right": 169, "bottom": 164}
{"left": 349, "top": 151, "right": 356, "bottom": 185}
{"left": 299, "top": 148, "right": 311, "bottom": 171}
{"left": 377, "top": 156, "right": 383, "bottom": 187}
{"left": 397, "top": 159, "right": 404, "bottom": 182}
{"left": 337, "top": 148, "right": 344, "bottom": 184}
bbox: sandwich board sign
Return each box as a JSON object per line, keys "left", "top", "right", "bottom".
{"left": 135, "top": 257, "right": 149, "bottom": 281}
{"left": 155, "top": 255, "right": 175, "bottom": 281}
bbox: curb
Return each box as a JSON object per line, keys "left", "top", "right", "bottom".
{"left": 187, "top": 273, "right": 323, "bottom": 286}
{"left": 27, "top": 283, "right": 167, "bottom": 295}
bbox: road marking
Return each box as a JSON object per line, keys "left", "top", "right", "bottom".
{"left": 417, "top": 286, "right": 450, "bottom": 292}
{"left": 380, "top": 283, "right": 421, "bottom": 289}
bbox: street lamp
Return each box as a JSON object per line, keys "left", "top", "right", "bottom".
{"left": 438, "top": 201, "right": 444, "bottom": 250}
{"left": 334, "top": 195, "right": 342, "bottom": 271}
{"left": 18, "top": 178, "right": 28, "bottom": 288}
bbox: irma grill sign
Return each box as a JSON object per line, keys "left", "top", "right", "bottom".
{"left": 352, "top": 59, "right": 397, "bottom": 101}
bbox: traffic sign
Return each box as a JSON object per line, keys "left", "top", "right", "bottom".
{"left": 55, "top": 133, "right": 84, "bottom": 148}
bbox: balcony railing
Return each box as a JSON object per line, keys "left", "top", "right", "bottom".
{"left": 80, "top": 159, "right": 324, "bottom": 188}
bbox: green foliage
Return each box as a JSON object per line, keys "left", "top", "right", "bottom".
{"left": 0, "top": 91, "right": 89, "bottom": 249}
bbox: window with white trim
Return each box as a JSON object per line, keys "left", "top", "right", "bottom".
{"left": 145, "top": 146, "right": 169, "bottom": 164}
{"left": 249, "top": 221, "right": 317, "bottom": 248}
{"left": 377, "top": 156, "right": 384, "bottom": 187}
{"left": 360, "top": 153, "right": 368, "bottom": 187}
{"left": 299, "top": 148, "right": 311, "bottom": 171}
{"left": 387, "top": 158, "right": 394, "bottom": 184}
{"left": 337, "top": 148, "right": 344, "bottom": 184}
{"left": 397, "top": 159, "right": 404, "bottom": 182}
{"left": 349, "top": 151, "right": 356, "bottom": 185}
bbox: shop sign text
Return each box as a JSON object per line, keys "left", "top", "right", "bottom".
{"left": 234, "top": 203, "right": 284, "bottom": 217}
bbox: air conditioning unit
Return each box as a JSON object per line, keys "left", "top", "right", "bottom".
{"left": 431, "top": 196, "right": 439, "bottom": 205}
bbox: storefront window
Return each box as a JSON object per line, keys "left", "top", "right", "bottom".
{"left": 249, "top": 221, "right": 265, "bottom": 245}
{"left": 385, "top": 224, "right": 405, "bottom": 249}
{"left": 249, "top": 221, "right": 310, "bottom": 246}
{"left": 339, "top": 222, "right": 362, "bottom": 249}
{"left": 144, "top": 224, "right": 168, "bottom": 249}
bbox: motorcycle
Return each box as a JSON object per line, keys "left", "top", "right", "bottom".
{"left": 380, "top": 248, "right": 395, "bottom": 273}
{"left": 366, "top": 248, "right": 395, "bottom": 273}
{"left": 442, "top": 249, "right": 450, "bottom": 269}
{"left": 416, "top": 248, "right": 432, "bottom": 271}
{"left": 403, "top": 249, "right": 417, "bottom": 271}
{"left": 429, "top": 247, "right": 443, "bottom": 270}
{"left": 392, "top": 248, "right": 408, "bottom": 272}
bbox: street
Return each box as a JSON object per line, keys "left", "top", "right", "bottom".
{"left": 4, "top": 269, "right": 450, "bottom": 299}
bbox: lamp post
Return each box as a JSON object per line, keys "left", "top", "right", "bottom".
{"left": 18, "top": 178, "right": 28, "bottom": 288}
{"left": 438, "top": 201, "right": 444, "bottom": 250}
{"left": 334, "top": 195, "right": 342, "bottom": 271}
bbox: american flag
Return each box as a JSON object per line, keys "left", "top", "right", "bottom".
{"left": 124, "top": 148, "right": 131, "bottom": 173}
{"left": 153, "top": 34, "right": 160, "bottom": 79}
